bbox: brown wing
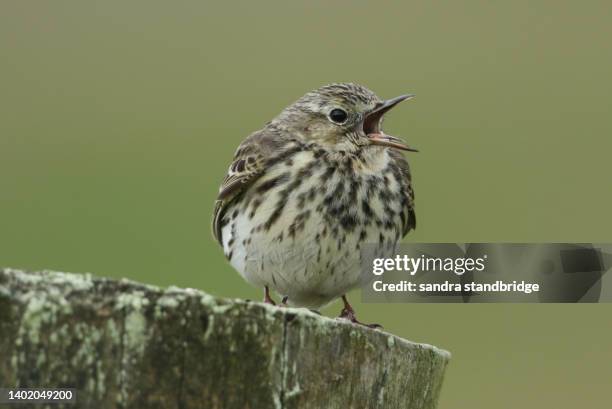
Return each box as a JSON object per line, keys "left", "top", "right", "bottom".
{"left": 211, "top": 129, "right": 283, "bottom": 245}
{"left": 388, "top": 149, "right": 416, "bottom": 237}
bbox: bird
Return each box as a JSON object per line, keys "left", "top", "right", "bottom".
{"left": 212, "top": 83, "right": 417, "bottom": 327}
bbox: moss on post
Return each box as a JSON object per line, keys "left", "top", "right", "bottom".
{"left": 0, "top": 268, "right": 450, "bottom": 409}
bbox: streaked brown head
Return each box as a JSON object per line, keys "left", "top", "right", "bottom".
{"left": 273, "top": 83, "right": 417, "bottom": 152}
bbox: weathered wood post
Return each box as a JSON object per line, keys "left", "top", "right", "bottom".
{"left": 0, "top": 268, "right": 450, "bottom": 409}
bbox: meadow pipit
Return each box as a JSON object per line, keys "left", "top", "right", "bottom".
{"left": 212, "top": 83, "right": 416, "bottom": 326}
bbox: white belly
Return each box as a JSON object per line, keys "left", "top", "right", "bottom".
{"left": 224, "top": 204, "right": 363, "bottom": 308}
{"left": 221, "top": 149, "right": 404, "bottom": 309}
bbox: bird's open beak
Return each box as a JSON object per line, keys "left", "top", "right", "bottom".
{"left": 364, "top": 94, "right": 418, "bottom": 152}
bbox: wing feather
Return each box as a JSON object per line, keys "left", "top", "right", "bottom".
{"left": 211, "top": 129, "right": 281, "bottom": 244}
{"left": 388, "top": 149, "right": 416, "bottom": 237}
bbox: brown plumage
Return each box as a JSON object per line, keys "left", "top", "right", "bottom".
{"left": 212, "top": 83, "right": 416, "bottom": 326}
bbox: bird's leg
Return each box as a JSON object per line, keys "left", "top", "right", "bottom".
{"left": 338, "top": 295, "right": 357, "bottom": 321}
{"left": 263, "top": 286, "right": 276, "bottom": 305}
{"left": 339, "top": 295, "right": 382, "bottom": 329}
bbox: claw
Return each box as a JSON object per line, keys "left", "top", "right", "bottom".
{"left": 338, "top": 295, "right": 382, "bottom": 329}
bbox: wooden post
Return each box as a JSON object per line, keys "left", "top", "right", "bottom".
{"left": 0, "top": 268, "right": 450, "bottom": 409}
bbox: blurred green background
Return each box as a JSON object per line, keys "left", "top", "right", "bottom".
{"left": 1, "top": 1, "right": 611, "bottom": 408}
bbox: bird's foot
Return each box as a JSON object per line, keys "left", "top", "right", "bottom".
{"left": 338, "top": 295, "right": 382, "bottom": 329}
{"left": 263, "top": 286, "right": 276, "bottom": 306}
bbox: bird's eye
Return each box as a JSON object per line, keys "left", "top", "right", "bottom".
{"left": 328, "top": 108, "right": 348, "bottom": 124}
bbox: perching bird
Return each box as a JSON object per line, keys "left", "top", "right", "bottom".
{"left": 212, "top": 83, "right": 416, "bottom": 326}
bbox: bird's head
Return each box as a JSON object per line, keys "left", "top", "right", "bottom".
{"left": 274, "top": 83, "right": 417, "bottom": 153}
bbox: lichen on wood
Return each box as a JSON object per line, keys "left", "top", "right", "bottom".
{"left": 0, "top": 268, "right": 450, "bottom": 409}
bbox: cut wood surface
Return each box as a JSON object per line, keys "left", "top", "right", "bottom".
{"left": 0, "top": 268, "right": 450, "bottom": 409}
